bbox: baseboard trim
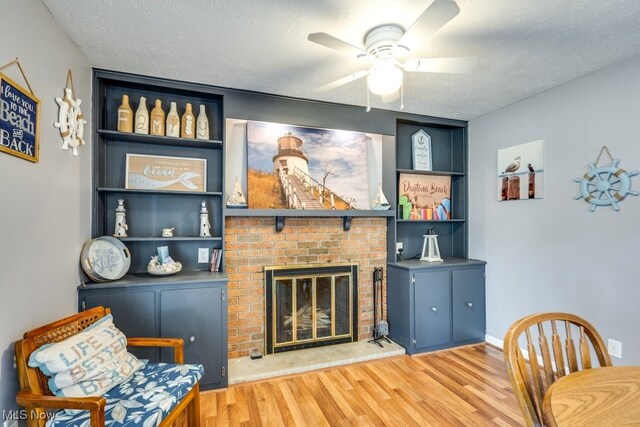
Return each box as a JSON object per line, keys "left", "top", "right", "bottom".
{"left": 485, "top": 334, "right": 503, "bottom": 349}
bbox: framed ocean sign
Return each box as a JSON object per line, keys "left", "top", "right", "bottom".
{"left": 125, "top": 154, "right": 206, "bottom": 192}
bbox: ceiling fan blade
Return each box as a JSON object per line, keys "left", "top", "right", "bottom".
{"left": 403, "top": 57, "right": 478, "bottom": 73}
{"left": 311, "top": 70, "right": 370, "bottom": 93}
{"left": 380, "top": 90, "right": 400, "bottom": 103}
{"left": 308, "top": 32, "right": 368, "bottom": 58}
{"left": 399, "top": 0, "right": 460, "bottom": 46}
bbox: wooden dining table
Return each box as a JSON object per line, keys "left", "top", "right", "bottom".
{"left": 543, "top": 366, "right": 640, "bottom": 426}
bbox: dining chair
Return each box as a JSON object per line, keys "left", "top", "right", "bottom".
{"left": 503, "top": 312, "right": 611, "bottom": 427}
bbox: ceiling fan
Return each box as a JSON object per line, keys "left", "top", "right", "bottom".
{"left": 308, "top": 0, "right": 477, "bottom": 110}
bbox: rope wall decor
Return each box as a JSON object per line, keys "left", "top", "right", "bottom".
{"left": 54, "top": 69, "right": 87, "bottom": 157}
{"left": 574, "top": 146, "right": 639, "bottom": 212}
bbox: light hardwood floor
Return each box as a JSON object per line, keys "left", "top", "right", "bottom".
{"left": 199, "top": 344, "right": 524, "bottom": 426}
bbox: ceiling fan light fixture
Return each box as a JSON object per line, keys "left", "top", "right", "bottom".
{"left": 367, "top": 62, "right": 403, "bottom": 96}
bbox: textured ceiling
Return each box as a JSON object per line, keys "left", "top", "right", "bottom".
{"left": 42, "top": 0, "right": 640, "bottom": 120}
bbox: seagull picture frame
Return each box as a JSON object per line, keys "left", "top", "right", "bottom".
{"left": 497, "top": 140, "right": 544, "bottom": 201}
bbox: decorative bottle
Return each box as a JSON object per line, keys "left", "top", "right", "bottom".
{"left": 181, "top": 103, "right": 195, "bottom": 138}
{"left": 113, "top": 199, "right": 128, "bottom": 237}
{"left": 196, "top": 105, "right": 209, "bottom": 140}
{"left": 150, "top": 99, "right": 165, "bottom": 136}
{"left": 134, "top": 96, "right": 149, "bottom": 134}
{"left": 166, "top": 102, "right": 180, "bottom": 137}
{"left": 117, "top": 95, "right": 133, "bottom": 133}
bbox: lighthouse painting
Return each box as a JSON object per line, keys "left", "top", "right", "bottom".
{"left": 246, "top": 120, "right": 370, "bottom": 210}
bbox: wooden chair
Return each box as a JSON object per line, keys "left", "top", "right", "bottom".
{"left": 503, "top": 312, "right": 611, "bottom": 427}
{"left": 15, "top": 306, "right": 201, "bottom": 427}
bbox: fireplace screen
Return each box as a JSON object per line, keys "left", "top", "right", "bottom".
{"left": 265, "top": 264, "right": 357, "bottom": 354}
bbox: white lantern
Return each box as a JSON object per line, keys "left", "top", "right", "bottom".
{"left": 420, "top": 230, "right": 442, "bottom": 262}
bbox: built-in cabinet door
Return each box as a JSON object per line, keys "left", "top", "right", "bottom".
{"left": 82, "top": 290, "right": 157, "bottom": 361}
{"left": 160, "top": 286, "right": 224, "bottom": 388}
{"left": 414, "top": 270, "right": 451, "bottom": 349}
{"left": 452, "top": 267, "right": 486, "bottom": 343}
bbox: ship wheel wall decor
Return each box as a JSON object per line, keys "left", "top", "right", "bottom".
{"left": 54, "top": 70, "right": 86, "bottom": 157}
{"left": 574, "top": 146, "right": 639, "bottom": 212}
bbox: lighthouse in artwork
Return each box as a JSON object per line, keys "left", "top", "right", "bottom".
{"left": 272, "top": 132, "right": 310, "bottom": 179}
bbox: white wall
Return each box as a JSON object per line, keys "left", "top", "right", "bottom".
{"left": 0, "top": 0, "right": 91, "bottom": 410}
{"left": 469, "top": 55, "right": 640, "bottom": 364}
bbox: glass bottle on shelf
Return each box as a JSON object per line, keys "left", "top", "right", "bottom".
{"left": 134, "top": 96, "right": 148, "bottom": 134}
{"left": 196, "top": 105, "right": 209, "bottom": 140}
{"left": 117, "top": 95, "right": 133, "bottom": 133}
{"left": 181, "top": 103, "right": 195, "bottom": 138}
{"left": 150, "top": 99, "right": 165, "bottom": 136}
{"left": 166, "top": 102, "right": 180, "bottom": 137}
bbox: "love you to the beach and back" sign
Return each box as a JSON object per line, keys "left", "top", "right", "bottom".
{"left": 0, "top": 72, "right": 40, "bottom": 163}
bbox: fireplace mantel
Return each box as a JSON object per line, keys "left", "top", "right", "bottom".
{"left": 225, "top": 208, "right": 395, "bottom": 231}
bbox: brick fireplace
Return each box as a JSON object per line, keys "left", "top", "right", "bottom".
{"left": 225, "top": 217, "right": 387, "bottom": 359}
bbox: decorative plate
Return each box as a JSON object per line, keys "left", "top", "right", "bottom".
{"left": 147, "top": 264, "right": 182, "bottom": 276}
{"left": 80, "top": 236, "right": 131, "bottom": 282}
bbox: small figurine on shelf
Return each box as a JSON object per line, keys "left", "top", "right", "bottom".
{"left": 117, "top": 95, "right": 133, "bottom": 133}
{"left": 150, "top": 99, "right": 165, "bottom": 136}
{"left": 199, "top": 200, "right": 212, "bottom": 237}
{"left": 226, "top": 177, "right": 247, "bottom": 208}
{"left": 134, "top": 96, "right": 149, "bottom": 134}
{"left": 181, "top": 103, "right": 195, "bottom": 138}
{"left": 166, "top": 102, "right": 180, "bottom": 137}
{"left": 147, "top": 247, "right": 182, "bottom": 275}
{"left": 196, "top": 105, "right": 209, "bottom": 140}
{"left": 113, "top": 199, "right": 128, "bottom": 237}
{"left": 371, "top": 183, "right": 391, "bottom": 210}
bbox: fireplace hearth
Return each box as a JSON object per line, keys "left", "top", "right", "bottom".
{"left": 265, "top": 264, "right": 358, "bottom": 354}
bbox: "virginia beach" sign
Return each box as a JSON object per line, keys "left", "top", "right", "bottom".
{"left": 0, "top": 72, "right": 40, "bottom": 163}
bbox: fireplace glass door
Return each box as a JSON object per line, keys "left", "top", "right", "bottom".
{"left": 266, "top": 264, "right": 357, "bottom": 354}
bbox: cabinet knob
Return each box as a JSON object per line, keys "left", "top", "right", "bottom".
{"left": 431, "top": 307, "right": 438, "bottom": 312}
{"left": 466, "top": 302, "right": 473, "bottom": 308}
{"left": 189, "top": 335, "right": 196, "bottom": 343}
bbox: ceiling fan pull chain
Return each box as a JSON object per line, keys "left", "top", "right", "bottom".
{"left": 366, "top": 86, "right": 371, "bottom": 112}
{"left": 400, "top": 81, "right": 404, "bottom": 110}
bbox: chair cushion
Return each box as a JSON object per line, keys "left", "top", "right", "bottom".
{"left": 45, "top": 362, "right": 204, "bottom": 426}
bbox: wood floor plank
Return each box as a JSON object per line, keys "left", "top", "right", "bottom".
{"left": 199, "top": 343, "right": 524, "bottom": 426}
{"left": 322, "top": 370, "right": 388, "bottom": 427}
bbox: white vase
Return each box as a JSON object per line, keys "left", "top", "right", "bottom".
{"left": 196, "top": 105, "right": 209, "bottom": 140}
{"left": 166, "top": 102, "right": 180, "bottom": 137}
{"left": 134, "top": 96, "right": 149, "bottom": 134}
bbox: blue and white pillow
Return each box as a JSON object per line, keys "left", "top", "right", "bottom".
{"left": 28, "top": 314, "right": 144, "bottom": 403}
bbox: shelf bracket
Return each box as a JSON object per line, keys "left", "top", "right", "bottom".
{"left": 275, "top": 216, "right": 285, "bottom": 232}
{"left": 343, "top": 216, "right": 352, "bottom": 231}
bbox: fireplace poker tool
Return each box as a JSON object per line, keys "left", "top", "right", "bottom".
{"left": 369, "top": 267, "right": 391, "bottom": 348}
